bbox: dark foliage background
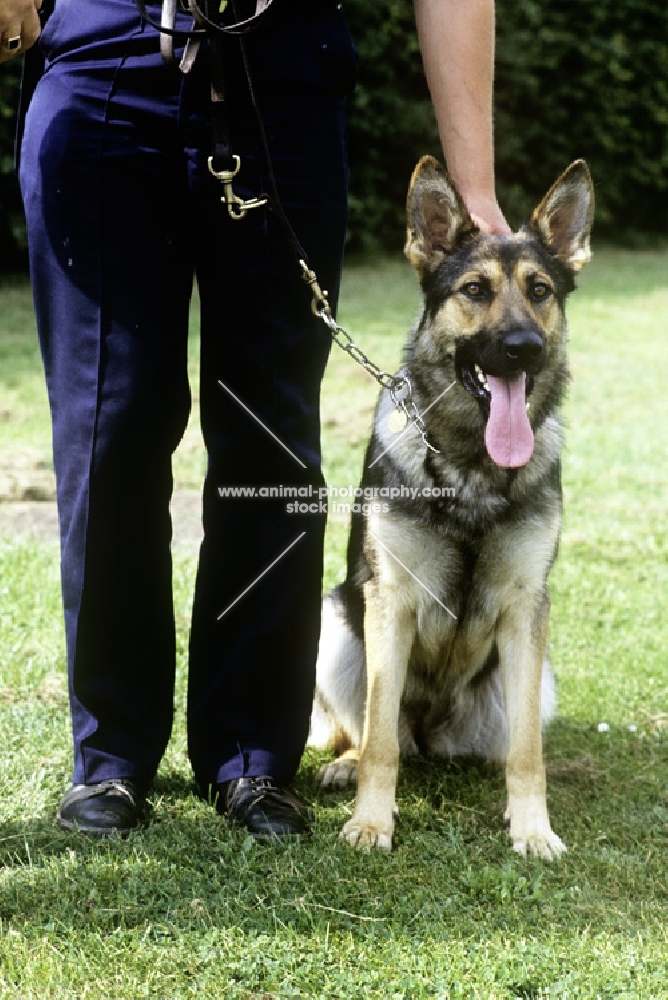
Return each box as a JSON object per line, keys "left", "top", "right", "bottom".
{"left": 0, "top": 0, "right": 666, "bottom": 267}
{"left": 344, "top": 0, "right": 668, "bottom": 250}
{"left": 342, "top": 0, "right": 441, "bottom": 252}
{"left": 0, "top": 59, "right": 23, "bottom": 271}
{"left": 494, "top": 0, "right": 668, "bottom": 238}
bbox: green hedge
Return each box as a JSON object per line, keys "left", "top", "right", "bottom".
{"left": 494, "top": 0, "right": 668, "bottom": 236}
{"left": 0, "top": 60, "right": 23, "bottom": 270}
{"left": 1, "top": 0, "right": 666, "bottom": 267}
{"left": 342, "top": 0, "right": 441, "bottom": 252}
{"left": 344, "top": 0, "right": 668, "bottom": 249}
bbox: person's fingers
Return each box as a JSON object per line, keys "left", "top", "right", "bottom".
{"left": 0, "top": 2, "right": 41, "bottom": 62}
{"left": 470, "top": 209, "right": 513, "bottom": 236}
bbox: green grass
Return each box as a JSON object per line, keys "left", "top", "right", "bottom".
{"left": 0, "top": 250, "right": 667, "bottom": 998}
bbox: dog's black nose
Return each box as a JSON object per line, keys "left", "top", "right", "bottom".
{"left": 503, "top": 330, "right": 545, "bottom": 371}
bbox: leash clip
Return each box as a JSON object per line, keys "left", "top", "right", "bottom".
{"left": 300, "top": 260, "right": 333, "bottom": 320}
{"left": 207, "top": 155, "right": 268, "bottom": 220}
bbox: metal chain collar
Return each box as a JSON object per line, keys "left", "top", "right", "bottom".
{"left": 300, "top": 262, "right": 439, "bottom": 453}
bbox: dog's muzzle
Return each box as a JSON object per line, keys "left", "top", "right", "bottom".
{"left": 456, "top": 328, "right": 547, "bottom": 470}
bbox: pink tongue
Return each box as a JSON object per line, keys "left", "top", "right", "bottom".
{"left": 484, "top": 373, "right": 534, "bottom": 468}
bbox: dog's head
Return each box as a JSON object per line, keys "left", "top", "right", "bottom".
{"left": 404, "top": 156, "right": 594, "bottom": 468}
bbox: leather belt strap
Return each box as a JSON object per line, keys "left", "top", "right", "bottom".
{"left": 205, "top": 0, "right": 235, "bottom": 173}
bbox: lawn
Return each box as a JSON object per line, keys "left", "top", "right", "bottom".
{"left": 0, "top": 249, "right": 666, "bottom": 999}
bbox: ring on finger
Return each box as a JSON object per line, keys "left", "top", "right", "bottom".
{"left": 3, "top": 35, "right": 22, "bottom": 52}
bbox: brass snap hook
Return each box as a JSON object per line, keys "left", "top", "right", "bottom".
{"left": 207, "top": 155, "right": 268, "bottom": 220}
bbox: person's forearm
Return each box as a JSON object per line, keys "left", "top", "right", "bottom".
{"left": 415, "top": 0, "right": 510, "bottom": 233}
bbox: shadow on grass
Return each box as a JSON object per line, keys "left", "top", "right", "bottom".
{"left": 0, "top": 815, "right": 75, "bottom": 868}
{"left": 0, "top": 721, "right": 665, "bottom": 942}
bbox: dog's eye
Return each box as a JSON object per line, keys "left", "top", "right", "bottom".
{"left": 463, "top": 281, "right": 485, "bottom": 299}
{"left": 532, "top": 282, "right": 551, "bottom": 301}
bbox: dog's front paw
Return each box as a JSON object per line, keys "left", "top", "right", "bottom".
{"left": 341, "top": 815, "right": 394, "bottom": 852}
{"left": 317, "top": 754, "right": 358, "bottom": 789}
{"left": 511, "top": 828, "right": 567, "bottom": 860}
{"left": 505, "top": 797, "right": 567, "bottom": 861}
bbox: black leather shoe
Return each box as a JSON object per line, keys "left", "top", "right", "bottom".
{"left": 56, "top": 779, "right": 145, "bottom": 836}
{"left": 218, "top": 777, "right": 310, "bottom": 839}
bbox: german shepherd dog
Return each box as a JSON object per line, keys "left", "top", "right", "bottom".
{"left": 310, "top": 156, "right": 594, "bottom": 858}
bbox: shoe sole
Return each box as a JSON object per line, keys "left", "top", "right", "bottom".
{"left": 55, "top": 812, "right": 139, "bottom": 837}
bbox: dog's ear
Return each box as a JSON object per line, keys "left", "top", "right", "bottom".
{"left": 405, "top": 156, "right": 478, "bottom": 278}
{"left": 531, "top": 160, "right": 594, "bottom": 274}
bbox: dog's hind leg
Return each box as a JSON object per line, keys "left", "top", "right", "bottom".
{"left": 310, "top": 589, "right": 366, "bottom": 787}
{"left": 318, "top": 745, "right": 360, "bottom": 789}
{"left": 341, "top": 580, "right": 415, "bottom": 852}
{"left": 498, "top": 590, "right": 566, "bottom": 860}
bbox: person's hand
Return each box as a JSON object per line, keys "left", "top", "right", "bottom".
{"left": 462, "top": 191, "right": 513, "bottom": 236}
{"left": 0, "top": 0, "right": 42, "bottom": 64}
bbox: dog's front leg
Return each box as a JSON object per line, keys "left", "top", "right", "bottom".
{"left": 341, "top": 581, "right": 414, "bottom": 852}
{"left": 498, "top": 590, "right": 566, "bottom": 860}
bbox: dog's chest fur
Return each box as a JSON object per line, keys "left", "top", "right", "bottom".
{"left": 360, "top": 436, "right": 562, "bottom": 754}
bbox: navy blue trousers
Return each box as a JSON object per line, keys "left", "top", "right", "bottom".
{"left": 19, "top": 0, "right": 355, "bottom": 790}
